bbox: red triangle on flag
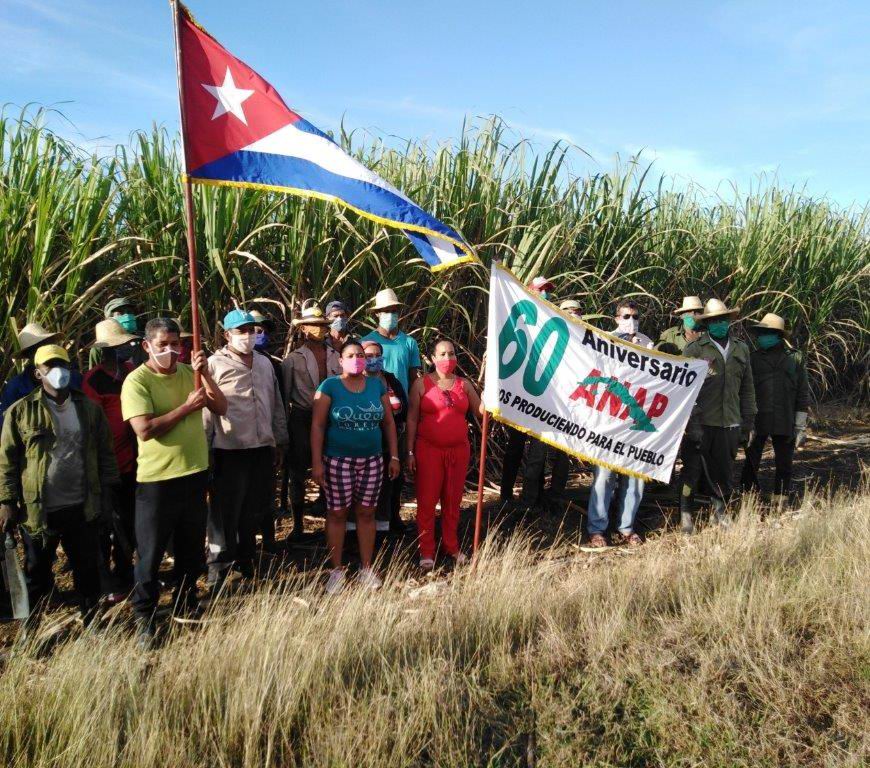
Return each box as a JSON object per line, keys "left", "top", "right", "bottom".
{"left": 177, "top": 4, "right": 301, "bottom": 172}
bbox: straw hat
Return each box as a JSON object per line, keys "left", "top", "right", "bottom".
{"left": 699, "top": 298, "right": 740, "bottom": 320}
{"left": 34, "top": 344, "right": 70, "bottom": 367}
{"left": 292, "top": 300, "right": 329, "bottom": 326}
{"left": 559, "top": 299, "right": 581, "bottom": 312}
{"left": 673, "top": 296, "right": 704, "bottom": 315}
{"left": 247, "top": 309, "right": 274, "bottom": 329}
{"left": 371, "top": 289, "right": 402, "bottom": 312}
{"left": 750, "top": 312, "right": 787, "bottom": 334}
{"left": 14, "top": 322, "right": 62, "bottom": 359}
{"left": 91, "top": 319, "right": 140, "bottom": 349}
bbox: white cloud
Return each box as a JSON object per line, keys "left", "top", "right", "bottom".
{"left": 624, "top": 145, "right": 737, "bottom": 193}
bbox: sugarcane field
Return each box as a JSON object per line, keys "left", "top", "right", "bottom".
{"left": 0, "top": 2, "right": 868, "bottom": 767}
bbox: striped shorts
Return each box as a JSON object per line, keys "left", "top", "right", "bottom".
{"left": 323, "top": 455, "right": 384, "bottom": 511}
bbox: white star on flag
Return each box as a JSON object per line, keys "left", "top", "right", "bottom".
{"left": 202, "top": 67, "right": 255, "bottom": 125}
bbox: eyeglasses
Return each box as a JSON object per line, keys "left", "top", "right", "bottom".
{"left": 620, "top": 313, "right": 639, "bottom": 320}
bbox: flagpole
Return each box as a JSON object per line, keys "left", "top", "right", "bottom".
{"left": 170, "top": 0, "right": 203, "bottom": 387}
{"left": 472, "top": 409, "right": 490, "bottom": 558}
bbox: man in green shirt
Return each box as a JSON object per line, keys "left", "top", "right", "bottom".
{"left": 0, "top": 344, "right": 118, "bottom": 622}
{"left": 656, "top": 296, "right": 704, "bottom": 355}
{"left": 741, "top": 313, "right": 809, "bottom": 503}
{"left": 121, "top": 318, "right": 226, "bottom": 644}
{"left": 680, "top": 299, "right": 756, "bottom": 533}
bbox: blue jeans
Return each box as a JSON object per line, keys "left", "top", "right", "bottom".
{"left": 587, "top": 467, "right": 645, "bottom": 535}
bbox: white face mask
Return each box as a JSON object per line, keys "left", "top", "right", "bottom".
{"left": 230, "top": 333, "right": 255, "bottom": 354}
{"left": 147, "top": 345, "right": 179, "bottom": 369}
{"left": 617, "top": 317, "right": 640, "bottom": 336}
{"left": 44, "top": 367, "right": 71, "bottom": 390}
{"left": 378, "top": 312, "right": 399, "bottom": 332}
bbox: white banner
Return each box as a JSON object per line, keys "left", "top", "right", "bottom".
{"left": 483, "top": 264, "right": 708, "bottom": 483}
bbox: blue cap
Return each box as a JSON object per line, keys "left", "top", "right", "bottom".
{"left": 223, "top": 309, "right": 257, "bottom": 330}
{"left": 325, "top": 300, "right": 348, "bottom": 316}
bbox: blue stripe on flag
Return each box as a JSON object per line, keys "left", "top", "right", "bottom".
{"left": 191, "top": 149, "right": 465, "bottom": 245}
{"left": 404, "top": 230, "right": 462, "bottom": 268}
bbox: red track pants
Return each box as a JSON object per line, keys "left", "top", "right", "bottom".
{"left": 414, "top": 438, "right": 470, "bottom": 560}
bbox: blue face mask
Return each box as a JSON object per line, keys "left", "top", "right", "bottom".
{"left": 114, "top": 313, "right": 138, "bottom": 334}
{"left": 707, "top": 320, "right": 730, "bottom": 339}
{"left": 756, "top": 332, "right": 781, "bottom": 350}
{"left": 683, "top": 315, "right": 698, "bottom": 331}
{"left": 378, "top": 312, "right": 399, "bottom": 332}
{"left": 539, "top": 291, "right": 550, "bottom": 300}
{"left": 254, "top": 331, "right": 268, "bottom": 349}
{"left": 330, "top": 317, "right": 349, "bottom": 333}
{"left": 365, "top": 355, "right": 384, "bottom": 373}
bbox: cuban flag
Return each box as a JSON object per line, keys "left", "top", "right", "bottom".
{"left": 174, "top": 2, "right": 476, "bottom": 272}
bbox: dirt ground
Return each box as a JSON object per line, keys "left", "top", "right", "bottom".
{"left": 1, "top": 404, "right": 867, "bottom": 649}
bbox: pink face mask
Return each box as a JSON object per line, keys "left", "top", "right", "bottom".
{"left": 435, "top": 358, "right": 457, "bottom": 375}
{"left": 341, "top": 357, "right": 366, "bottom": 375}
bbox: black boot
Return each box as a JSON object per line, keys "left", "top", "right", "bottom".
{"left": 680, "top": 486, "right": 695, "bottom": 535}
{"left": 712, "top": 497, "right": 730, "bottom": 528}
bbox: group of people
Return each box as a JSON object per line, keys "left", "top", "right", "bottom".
{"left": 0, "top": 288, "right": 483, "bottom": 644}
{"left": 0, "top": 279, "right": 809, "bottom": 645}
{"left": 499, "top": 279, "right": 809, "bottom": 548}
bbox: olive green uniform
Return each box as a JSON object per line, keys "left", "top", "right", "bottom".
{"left": 680, "top": 333, "right": 756, "bottom": 512}
{"left": 655, "top": 325, "right": 690, "bottom": 356}
{"left": 741, "top": 345, "right": 809, "bottom": 494}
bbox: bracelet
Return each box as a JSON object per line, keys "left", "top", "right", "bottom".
{"left": 407, "top": 451, "right": 414, "bottom": 456}
{"left": 390, "top": 456, "right": 400, "bottom": 461}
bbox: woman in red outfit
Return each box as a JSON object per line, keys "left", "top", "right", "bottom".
{"left": 406, "top": 340, "right": 483, "bottom": 571}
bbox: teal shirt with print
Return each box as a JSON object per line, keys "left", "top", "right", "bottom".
{"left": 360, "top": 330, "right": 421, "bottom": 394}
{"left": 317, "top": 376, "right": 387, "bottom": 457}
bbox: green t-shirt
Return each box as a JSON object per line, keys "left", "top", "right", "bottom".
{"left": 120, "top": 363, "right": 208, "bottom": 483}
{"left": 317, "top": 375, "right": 387, "bottom": 458}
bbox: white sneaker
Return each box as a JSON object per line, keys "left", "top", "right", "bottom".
{"left": 452, "top": 552, "right": 469, "bottom": 566}
{"left": 419, "top": 558, "right": 436, "bottom": 572}
{"left": 325, "top": 568, "right": 346, "bottom": 595}
{"left": 357, "top": 567, "right": 382, "bottom": 590}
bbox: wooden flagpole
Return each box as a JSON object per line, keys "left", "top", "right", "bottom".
{"left": 170, "top": 0, "right": 203, "bottom": 387}
{"left": 472, "top": 409, "right": 491, "bottom": 557}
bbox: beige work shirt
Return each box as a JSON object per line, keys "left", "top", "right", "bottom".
{"left": 204, "top": 346, "right": 289, "bottom": 449}
{"left": 281, "top": 344, "right": 341, "bottom": 411}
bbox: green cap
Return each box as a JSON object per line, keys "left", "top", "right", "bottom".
{"left": 104, "top": 297, "right": 136, "bottom": 318}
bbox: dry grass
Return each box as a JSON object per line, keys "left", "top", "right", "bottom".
{"left": 1, "top": 481, "right": 868, "bottom": 767}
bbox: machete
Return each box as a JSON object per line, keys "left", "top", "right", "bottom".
{"left": 2, "top": 533, "right": 30, "bottom": 620}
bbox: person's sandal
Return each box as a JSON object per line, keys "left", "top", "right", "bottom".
{"left": 581, "top": 534, "right": 608, "bottom": 551}
{"left": 621, "top": 531, "right": 643, "bottom": 548}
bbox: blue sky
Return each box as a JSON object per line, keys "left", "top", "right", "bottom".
{"left": 2, "top": 0, "right": 868, "bottom": 208}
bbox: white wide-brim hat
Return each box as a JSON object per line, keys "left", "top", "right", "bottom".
{"left": 673, "top": 295, "right": 704, "bottom": 315}
{"left": 699, "top": 298, "right": 740, "bottom": 320}
{"left": 372, "top": 288, "right": 402, "bottom": 312}
{"left": 292, "top": 299, "right": 330, "bottom": 326}
{"left": 91, "top": 319, "right": 140, "bottom": 349}
{"left": 750, "top": 312, "right": 787, "bottom": 334}
{"left": 14, "top": 322, "right": 62, "bottom": 359}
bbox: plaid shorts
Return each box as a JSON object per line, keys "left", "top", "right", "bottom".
{"left": 323, "top": 455, "right": 384, "bottom": 511}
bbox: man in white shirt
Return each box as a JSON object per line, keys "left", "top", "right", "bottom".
{"left": 205, "top": 309, "right": 289, "bottom": 587}
{"left": 585, "top": 300, "right": 654, "bottom": 549}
